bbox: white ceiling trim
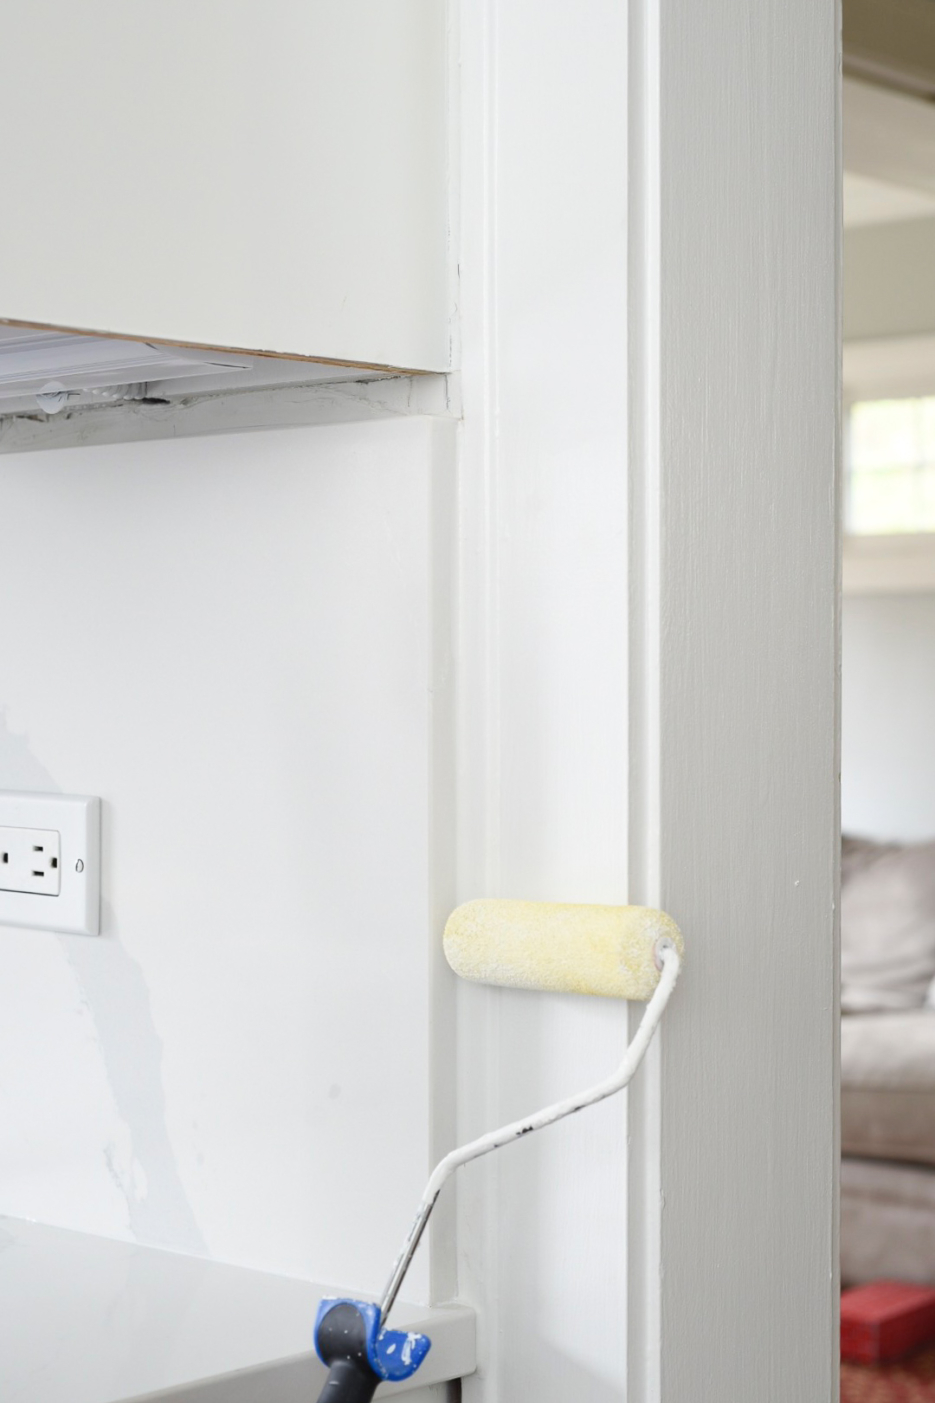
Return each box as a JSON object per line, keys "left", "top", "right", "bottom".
{"left": 844, "top": 75, "right": 935, "bottom": 198}
{"left": 843, "top": 333, "right": 935, "bottom": 398}
{"left": 843, "top": 171, "right": 935, "bottom": 228}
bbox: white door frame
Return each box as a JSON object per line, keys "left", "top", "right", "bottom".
{"left": 452, "top": 2, "right": 840, "bottom": 1400}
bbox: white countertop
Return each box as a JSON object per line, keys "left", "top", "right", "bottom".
{"left": 0, "top": 1217, "right": 475, "bottom": 1402}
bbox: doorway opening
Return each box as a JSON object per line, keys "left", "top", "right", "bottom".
{"left": 842, "top": 15, "right": 935, "bottom": 1392}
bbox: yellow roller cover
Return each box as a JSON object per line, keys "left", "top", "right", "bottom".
{"left": 443, "top": 899, "right": 684, "bottom": 1001}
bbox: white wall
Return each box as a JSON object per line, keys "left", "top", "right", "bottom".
{"left": 845, "top": 218, "right": 935, "bottom": 341}
{"left": 0, "top": 414, "right": 455, "bottom": 1302}
{"left": 843, "top": 78, "right": 935, "bottom": 343}
{"left": 843, "top": 593, "right": 935, "bottom": 841}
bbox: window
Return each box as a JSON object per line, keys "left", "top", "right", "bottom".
{"left": 847, "top": 397, "right": 935, "bottom": 535}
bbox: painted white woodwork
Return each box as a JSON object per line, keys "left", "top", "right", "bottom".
{"left": 843, "top": 533, "right": 935, "bottom": 594}
{"left": 0, "top": 417, "right": 455, "bottom": 1311}
{"left": 844, "top": 334, "right": 935, "bottom": 399}
{"left": 0, "top": 1216, "right": 474, "bottom": 1402}
{"left": 843, "top": 171, "right": 935, "bottom": 228}
{"left": 454, "top": 3, "right": 838, "bottom": 1403}
{"left": 634, "top": 3, "right": 839, "bottom": 1399}
{"left": 843, "top": 594, "right": 935, "bottom": 842}
{"left": 454, "top": 1, "right": 632, "bottom": 1398}
{"left": 0, "top": 3, "right": 448, "bottom": 371}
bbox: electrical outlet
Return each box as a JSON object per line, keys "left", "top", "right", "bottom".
{"left": 0, "top": 793, "right": 100, "bottom": 935}
{"left": 0, "top": 825, "right": 61, "bottom": 895}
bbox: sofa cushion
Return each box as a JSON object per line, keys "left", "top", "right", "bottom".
{"left": 842, "top": 837, "right": 935, "bottom": 1012}
{"left": 842, "top": 1157, "right": 935, "bottom": 1285}
{"left": 842, "top": 1011, "right": 935, "bottom": 1166}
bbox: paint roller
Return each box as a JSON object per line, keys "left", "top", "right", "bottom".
{"left": 313, "top": 899, "right": 683, "bottom": 1400}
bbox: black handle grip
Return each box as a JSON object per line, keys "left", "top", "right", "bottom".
{"left": 316, "top": 1356, "right": 380, "bottom": 1403}
{"left": 315, "top": 1302, "right": 382, "bottom": 1403}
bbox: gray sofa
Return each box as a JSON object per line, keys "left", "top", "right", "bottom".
{"left": 841, "top": 837, "right": 935, "bottom": 1285}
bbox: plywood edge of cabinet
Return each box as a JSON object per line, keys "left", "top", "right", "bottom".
{"left": 0, "top": 318, "right": 435, "bottom": 379}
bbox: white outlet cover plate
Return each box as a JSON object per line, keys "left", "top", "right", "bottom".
{"left": 0, "top": 792, "right": 100, "bottom": 935}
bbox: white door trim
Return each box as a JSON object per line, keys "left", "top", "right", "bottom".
{"left": 627, "top": 2, "right": 840, "bottom": 1400}
{"left": 451, "top": 1, "right": 839, "bottom": 1399}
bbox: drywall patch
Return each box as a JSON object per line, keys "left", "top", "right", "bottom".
{"left": 0, "top": 713, "right": 205, "bottom": 1253}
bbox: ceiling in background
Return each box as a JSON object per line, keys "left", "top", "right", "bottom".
{"left": 845, "top": 0, "right": 935, "bottom": 101}
{"left": 843, "top": 0, "right": 935, "bottom": 226}
{"left": 844, "top": 170, "right": 935, "bottom": 226}
{"left": 844, "top": 71, "right": 935, "bottom": 229}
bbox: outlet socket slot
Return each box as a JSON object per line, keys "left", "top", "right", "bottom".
{"left": 0, "top": 826, "right": 61, "bottom": 896}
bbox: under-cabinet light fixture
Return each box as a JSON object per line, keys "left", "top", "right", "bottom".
{"left": 0, "top": 326, "right": 245, "bottom": 412}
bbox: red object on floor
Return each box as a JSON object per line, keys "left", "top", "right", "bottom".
{"left": 843, "top": 1282, "right": 935, "bottom": 1365}
{"left": 841, "top": 1344, "right": 935, "bottom": 1402}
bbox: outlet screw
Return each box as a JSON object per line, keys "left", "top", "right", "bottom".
{"left": 75, "top": 859, "right": 84, "bottom": 873}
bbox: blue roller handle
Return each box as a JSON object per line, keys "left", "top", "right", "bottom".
{"left": 314, "top": 1298, "right": 431, "bottom": 1401}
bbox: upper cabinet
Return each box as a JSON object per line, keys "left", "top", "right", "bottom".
{"left": 0, "top": 2, "right": 448, "bottom": 372}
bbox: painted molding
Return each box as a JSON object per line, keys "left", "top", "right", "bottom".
{"left": 845, "top": 218, "right": 935, "bottom": 342}
{"left": 454, "top": 2, "right": 838, "bottom": 1401}
{"left": 844, "top": 333, "right": 935, "bottom": 399}
{"left": 844, "top": 76, "right": 935, "bottom": 196}
{"left": 649, "top": 3, "right": 840, "bottom": 1402}
{"left": 455, "top": 2, "right": 632, "bottom": 1400}
{"left": 844, "top": 533, "right": 935, "bottom": 594}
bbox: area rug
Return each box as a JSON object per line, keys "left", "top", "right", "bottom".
{"left": 843, "top": 1346, "right": 935, "bottom": 1401}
